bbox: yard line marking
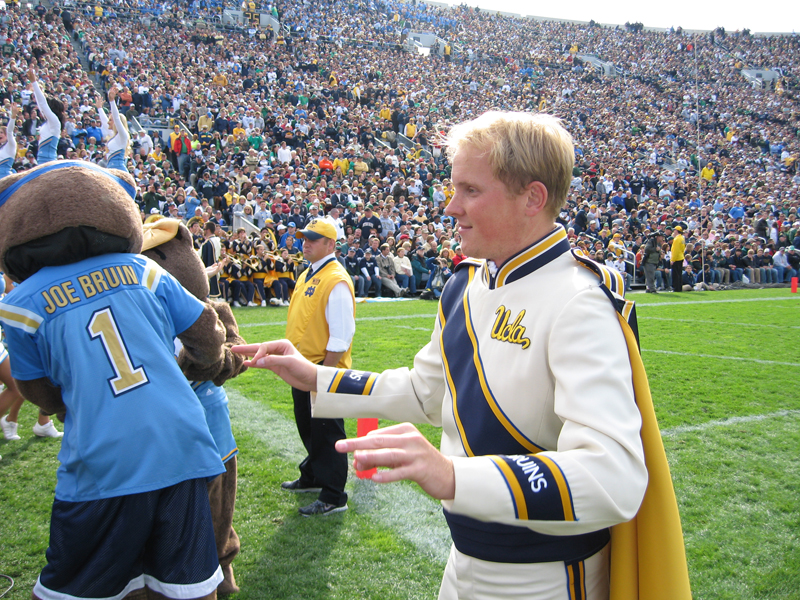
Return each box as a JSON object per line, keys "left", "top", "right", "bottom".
{"left": 240, "top": 313, "right": 438, "bottom": 328}
{"left": 359, "top": 314, "right": 437, "bottom": 322}
{"left": 637, "top": 296, "right": 800, "bottom": 307}
{"left": 395, "top": 325, "right": 435, "bottom": 331}
{"left": 661, "top": 410, "right": 800, "bottom": 437}
{"left": 642, "top": 348, "right": 800, "bottom": 367}
{"left": 639, "top": 316, "right": 800, "bottom": 330}
{"left": 238, "top": 320, "right": 287, "bottom": 328}
{"left": 239, "top": 298, "right": 800, "bottom": 328}
{"left": 226, "top": 388, "right": 451, "bottom": 563}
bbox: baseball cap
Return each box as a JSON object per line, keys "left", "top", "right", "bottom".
{"left": 674, "top": 226, "right": 683, "bottom": 232}
{"left": 297, "top": 219, "right": 337, "bottom": 241}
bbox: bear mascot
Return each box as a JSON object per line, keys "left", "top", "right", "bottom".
{"left": 141, "top": 218, "right": 246, "bottom": 595}
{"left": 0, "top": 161, "right": 241, "bottom": 600}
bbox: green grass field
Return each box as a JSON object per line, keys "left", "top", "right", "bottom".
{"left": 1, "top": 289, "right": 799, "bottom": 599}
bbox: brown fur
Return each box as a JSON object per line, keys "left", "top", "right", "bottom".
{"left": 207, "top": 456, "right": 241, "bottom": 595}
{"left": 16, "top": 377, "right": 65, "bottom": 416}
{"left": 0, "top": 164, "right": 142, "bottom": 281}
{"left": 177, "top": 304, "right": 228, "bottom": 378}
{"left": 142, "top": 222, "right": 245, "bottom": 595}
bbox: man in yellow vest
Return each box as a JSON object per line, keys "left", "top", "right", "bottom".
{"left": 670, "top": 226, "right": 686, "bottom": 292}
{"left": 282, "top": 219, "right": 355, "bottom": 516}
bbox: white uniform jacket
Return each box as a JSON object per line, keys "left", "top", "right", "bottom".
{"left": 313, "top": 226, "right": 647, "bottom": 565}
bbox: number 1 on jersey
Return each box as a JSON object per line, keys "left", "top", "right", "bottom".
{"left": 88, "top": 307, "right": 149, "bottom": 395}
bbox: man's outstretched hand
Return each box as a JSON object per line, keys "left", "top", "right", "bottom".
{"left": 336, "top": 423, "right": 455, "bottom": 500}
{"left": 231, "top": 340, "right": 318, "bottom": 391}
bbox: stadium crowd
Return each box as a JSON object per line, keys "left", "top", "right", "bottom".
{"left": 0, "top": 0, "right": 798, "bottom": 304}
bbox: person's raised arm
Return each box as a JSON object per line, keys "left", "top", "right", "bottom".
{"left": 95, "top": 94, "right": 111, "bottom": 140}
{"left": 29, "top": 69, "right": 59, "bottom": 128}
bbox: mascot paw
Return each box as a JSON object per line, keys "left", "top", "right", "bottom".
{"left": 211, "top": 346, "right": 248, "bottom": 388}
{"left": 218, "top": 564, "right": 240, "bottom": 596}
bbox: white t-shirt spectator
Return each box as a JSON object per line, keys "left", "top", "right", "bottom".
{"left": 277, "top": 146, "right": 292, "bottom": 164}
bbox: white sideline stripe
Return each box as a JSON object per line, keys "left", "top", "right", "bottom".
{"left": 239, "top": 298, "right": 800, "bottom": 327}
{"left": 225, "top": 389, "right": 451, "bottom": 563}
{"left": 637, "top": 296, "right": 800, "bottom": 307}
{"left": 639, "top": 316, "right": 800, "bottom": 330}
{"left": 661, "top": 410, "right": 800, "bottom": 437}
{"left": 395, "top": 325, "right": 435, "bottom": 331}
{"left": 642, "top": 348, "right": 800, "bottom": 367}
{"left": 238, "top": 298, "right": 800, "bottom": 328}
{"left": 240, "top": 314, "right": 438, "bottom": 328}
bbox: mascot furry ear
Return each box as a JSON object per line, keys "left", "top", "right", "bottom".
{"left": 0, "top": 161, "right": 142, "bottom": 283}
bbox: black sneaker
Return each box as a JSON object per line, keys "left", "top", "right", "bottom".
{"left": 281, "top": 479, "right": 322, "bottom": 493}
{"left": 298, "top": 499, "right": 348, "bottom": 516}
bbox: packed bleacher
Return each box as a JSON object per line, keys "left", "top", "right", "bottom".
{"left": 1, "top": 0, "right": 798, "bottom": 302}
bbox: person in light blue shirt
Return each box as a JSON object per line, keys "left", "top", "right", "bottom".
{"left": 0, "top": 253, "right": 224, "bottom": 500}
{"left": 0, "top": 249, "right": 226, "bottom": 600}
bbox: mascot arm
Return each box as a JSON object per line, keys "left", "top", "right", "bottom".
{"left": 16, "top": 377, "right": 66, "bottom": 419}
{"left": 208, "top": 300, "right": 248, "bottom": 386}
{"left": 177, "top": 302, "right": 228, "bottom": 382}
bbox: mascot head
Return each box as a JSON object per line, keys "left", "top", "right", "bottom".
{"left": 0, "top": 161, "right": 142, "bottom": 283}
{"left": 141, "top": 219, "right": 209, "bottom": 301}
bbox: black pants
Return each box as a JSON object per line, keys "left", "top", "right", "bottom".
{"left": 671, "top": 261, "right": 683, "bottom": 292}
{"left": 271, "top": 278, "right": 293, "bottom": 301}
{"left": 231, "top": 280, "right": 254, "bottom": 304}
{"left": 291, "top": 387, "right": 348, "bottom": 506}
{"left": 253, "top": 278, "right": 267, "bottom": 303}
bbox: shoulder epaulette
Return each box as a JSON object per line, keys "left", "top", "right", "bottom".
{"left": 570, "top": 249, "right": 639, "bottom": 347}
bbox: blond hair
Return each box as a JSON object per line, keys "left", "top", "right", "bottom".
{"left": 446, "top": 111, "right": 574, "bottom": 220}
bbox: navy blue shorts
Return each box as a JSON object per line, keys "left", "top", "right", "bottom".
{"left": 34, "top": 478, "right": 222, "bottom": 600}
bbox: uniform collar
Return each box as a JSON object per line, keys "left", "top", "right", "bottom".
{"left": 310, "top": 251, "right": 336, "bottom": 272}
{"left": 305, "top": 252, "right": 336, "bottom": 282}
{"left": 483, "top": 225, "right": 570, "bottom": 290}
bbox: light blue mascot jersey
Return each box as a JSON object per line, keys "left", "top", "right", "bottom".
{"left": 0, "top": 253, "right": 225, "bottom": 501}
{"left": 191, "top": 380, "right": 238, "bottom": 463}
